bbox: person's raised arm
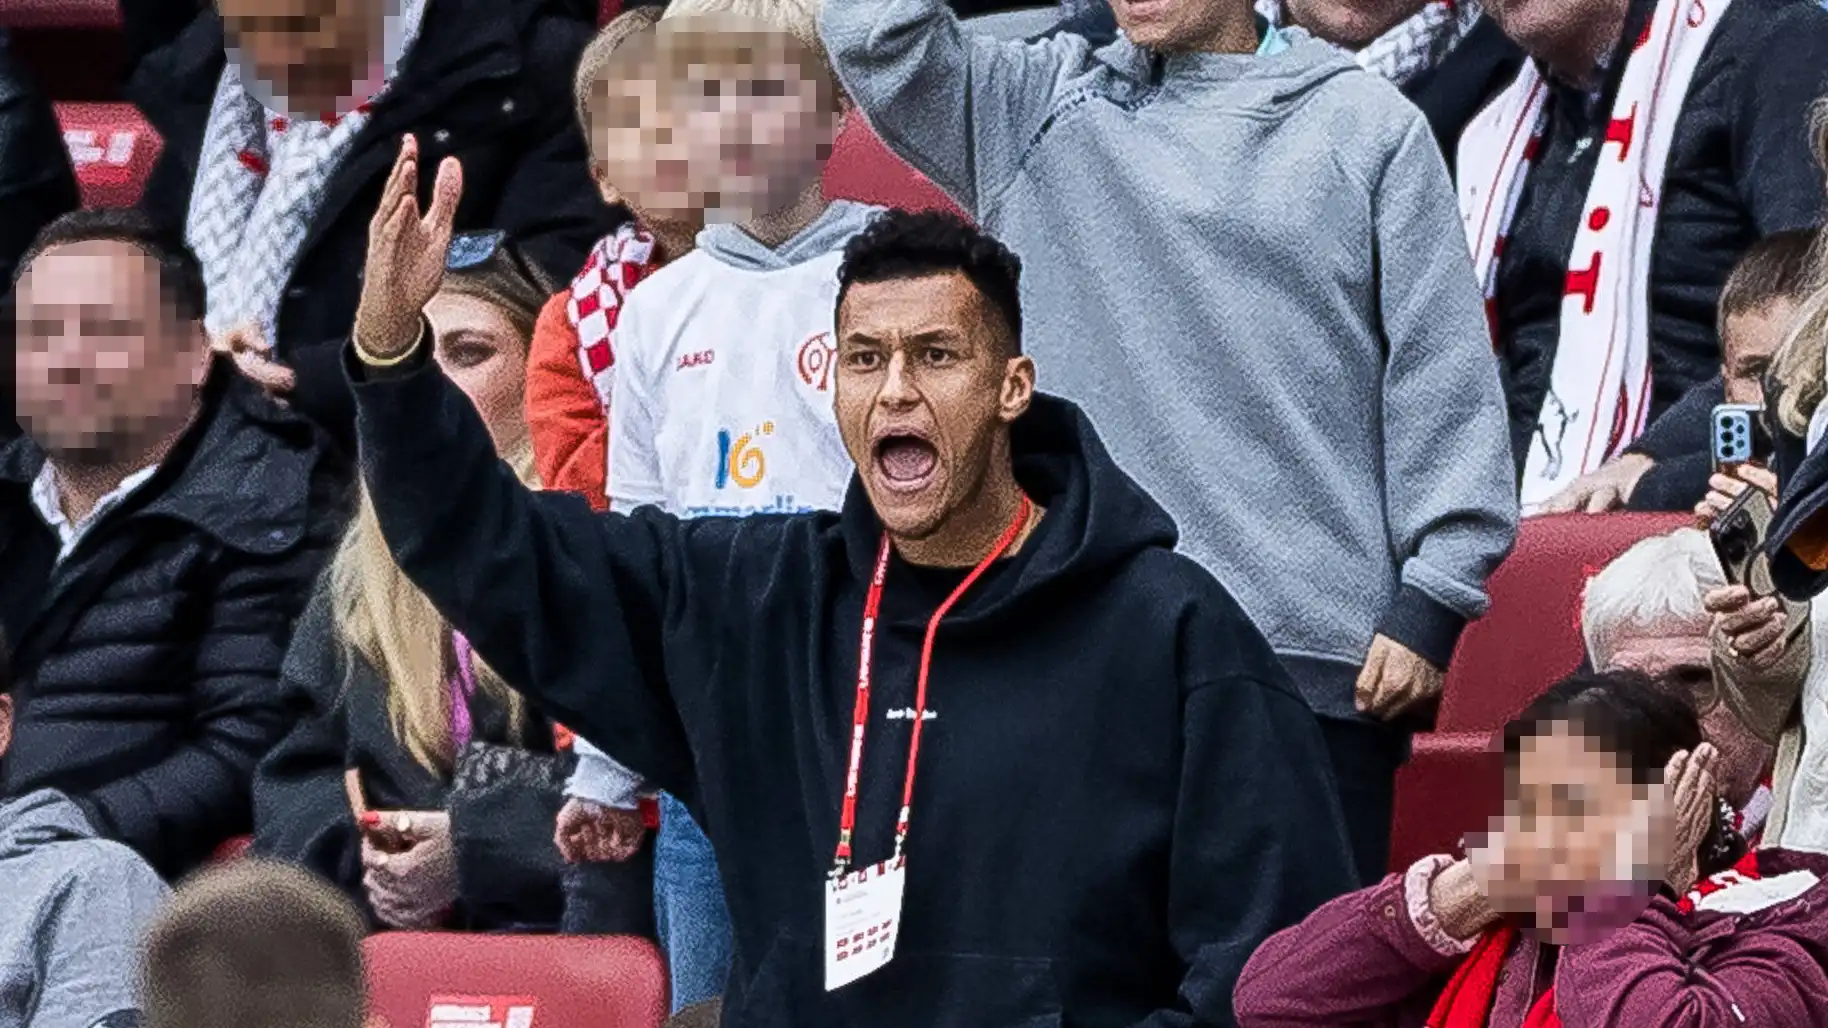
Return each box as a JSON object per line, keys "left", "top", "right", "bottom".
{"left": 819, "top": 0, "right": 1089, "bottom": 215}
{"left": 346, "top": 136, "right": 703, "bottom": 796}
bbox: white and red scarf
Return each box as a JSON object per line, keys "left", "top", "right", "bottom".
{"left": 1457, "top": 0, "right": 1731, "bottom": 510}
{"left": 564, "top": 222, "right": 662, "bottom": 438}
{"left": 186, "top": 0, "right": 425, "bottom": 343}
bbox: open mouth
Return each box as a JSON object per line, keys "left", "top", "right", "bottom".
{"left": 872, "top": 432, "right": 939, "bottom": 493}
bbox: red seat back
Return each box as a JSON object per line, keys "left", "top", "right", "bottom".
{"left": 823, "top": 112, "right": 964, "bottom": 217}
{"left": 1437, "top": 512, "right": 1693, "bottom": 732}
{"left": 57, "top": 103, "right": 162, "bottom": 207}
{"left": 365, "top": 934, "right": 667, "bottom": 1028}
{"left": 598, "top": 0, "right": 622, "bottom": 25}
{"left": 1387, "top": 511, "right": 1694, "bottom": 873}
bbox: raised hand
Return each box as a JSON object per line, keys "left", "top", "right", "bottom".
{"left": 212, "top": 323, "right": 297, "bottom": 398}
{"left": 353, "top": 134, "right": 464, "bottom": 360}
{"left": 1663, "top": 744, "right": 1719, "bottom": 895}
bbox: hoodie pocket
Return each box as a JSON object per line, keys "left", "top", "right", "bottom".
{"left": 728, "top": 934, "right": 1062, "bottom": 1028}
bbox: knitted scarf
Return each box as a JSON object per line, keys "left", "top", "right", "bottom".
{"left": 1255, "top": 0, "right": 1483, "bottom": 85}
{"left": 1426, "top": 926, "right": 1560, "bottom": 1028}
{"left": 186, "top": 0, "right": 426, "bottom": 344}
{"left": 1456, "top": 0, "right": 1732, "bottom": 510}
{"left": 564, "top": 221, "right": 663, "bottom": 427}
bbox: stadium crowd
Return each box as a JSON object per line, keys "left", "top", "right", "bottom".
{"left": 8, "top": 0, "right": 1828, "bottom": 1024}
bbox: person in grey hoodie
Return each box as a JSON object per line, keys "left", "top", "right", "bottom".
{"left": 822, "top": 0, "right": 1518, "bottom": 884}
{"left": 0, "top": 638, "right": 171, "bottom": 1028}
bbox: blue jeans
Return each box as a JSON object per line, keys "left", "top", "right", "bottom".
{"left": 655, "top": 793, "right": 733, "bottom": 1012}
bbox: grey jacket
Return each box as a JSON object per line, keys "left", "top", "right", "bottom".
{"left": 822, "top": 1, "right": 1518, "bottom": 715}
{"left": 0, "top": 790, "right": 169, "bottom": 1028}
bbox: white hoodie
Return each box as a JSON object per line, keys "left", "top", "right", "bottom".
{"left": 567, "top": 201, "right": 883, "bottom": 808}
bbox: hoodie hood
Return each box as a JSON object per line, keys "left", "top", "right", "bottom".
{"left": 0, "top": 789, "right": 97, "bottom": 858}
{"left": 838, "top": 393, "right": 1178, "bottom": 628}
{"left": 1093, "top": 25, "right": 1357, "bottom": 102}
{"left": 697, "top": 200, "right": 882, "bottom": 272}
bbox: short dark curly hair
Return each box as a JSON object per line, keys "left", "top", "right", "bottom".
{"left": 836, "top": 209, "right": 1023, "bottom": 355}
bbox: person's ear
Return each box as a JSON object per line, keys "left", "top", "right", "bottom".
{"left": 999, "top": 354, "right": 1036, "bottom": 424}
{"left": 192, "top": 325, "right": 214, "bottom": 385}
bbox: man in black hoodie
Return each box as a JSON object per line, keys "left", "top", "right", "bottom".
{"left": 347, "top": 141, "right": 1355, "bottom": 1026}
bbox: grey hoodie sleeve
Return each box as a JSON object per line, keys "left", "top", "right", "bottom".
{"left": 31, "top": 843, "right": 169, "bottom": 1028}
{"left": 1370, "top": 114, "right": 1519, "bottom": 667}
{"left": 820, "top": 0, "right": 1089, "bottom": 215}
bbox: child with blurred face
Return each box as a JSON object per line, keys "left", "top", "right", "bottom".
{"left": 1231, "top": 672, "right": 1828, "bottom": 1028}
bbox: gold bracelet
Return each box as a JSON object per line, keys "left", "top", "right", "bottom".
{"left": 352, "top": 323, "right": 423, "bottom": 367}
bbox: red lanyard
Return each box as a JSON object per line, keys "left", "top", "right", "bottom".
{"left": 832, "top": 496, "right": 1033, "bottom": 875}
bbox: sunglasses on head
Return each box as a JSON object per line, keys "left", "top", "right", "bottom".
{"left": 446, "top": 230, "right": 548, "bottom": 293}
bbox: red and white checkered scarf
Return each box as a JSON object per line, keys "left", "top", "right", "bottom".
{"left": 565, "top": 222, "right": 662, "bottom": 422}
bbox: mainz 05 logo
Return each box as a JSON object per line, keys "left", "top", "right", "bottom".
{"left": 716, "top": 422, "right": 775, "bottom": 489}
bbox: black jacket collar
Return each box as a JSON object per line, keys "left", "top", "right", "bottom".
{"left": 1, "top": 360, "right": 326, "bottom": 556}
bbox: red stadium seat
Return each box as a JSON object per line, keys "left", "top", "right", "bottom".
{"left": 57, "top": 103, "right": 163, "bottom": 207}
{"left": 598, "top": 0, "right": 623, "bottom": 25}
{"left": 365, "top": 934, "right": 668, "bottom": 1028}
{"left": 1438, "top": 511, "right": 1694, "bottom": 732}
{"left": 823, "top": 112, "right": 964, "bottom": 217}
{"left": 1386, "top": 512, "right": 1693, "bottom": 872}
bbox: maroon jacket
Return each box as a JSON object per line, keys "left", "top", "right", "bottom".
{"left": 1234, "top": 850, "right": 1828, "bottom": 1027}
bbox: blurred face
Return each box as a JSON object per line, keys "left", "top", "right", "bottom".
{"left": 1284, "top": 0, "right": 1431, "bottom": 48}
{"left": 217, "top": 0, "right": 384, "bottom": 117}
{"left": 1485, "top": 0, "right": 1626, "bottom": 82}
{"left": 426, "top": 291, "right": 530, "bottom": 457}
{"left": 1605, "top": 638, "right": 1772, "bottom": 808}
{"left": 15, "top": 241, "right": 209, "bottom": 467}
{"left": 1483, "top": 723, "right": 1671, "bottom": 945}
{"left": 670, "top": 40, "right": 839, "bottom": 222}
{"left": 834, "top": 272, "right": 1034, "bottom": 542}
{"left": 590, "top": 60, "right": 707, "bottom": 240}
{"left": 1111, "top": 0, "right": 1241, "bottom": 52}
{"left": 1723, "top": 300, "right": 1798, "bottom": 406}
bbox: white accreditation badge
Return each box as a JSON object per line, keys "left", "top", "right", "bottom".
{"left": 823, "top": 855, "right": 907, "bottom": 991}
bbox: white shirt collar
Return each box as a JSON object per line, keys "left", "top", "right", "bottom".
{"left": 30, "top": 462, "right": 161, "bottom": 561}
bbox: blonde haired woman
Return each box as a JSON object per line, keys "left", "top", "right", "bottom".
{"left": 253, "top": 233, "right": 576, "bottom": 930}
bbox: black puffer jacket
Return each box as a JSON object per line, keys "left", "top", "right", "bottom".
{"left": 0, "top": 366, "right": 343, "bottom": 879}
{"left": 122, "top": 0, "right": 620, "bottom": 458}
{"left": 253, "top": 587, "right": 571, "bottom": 931}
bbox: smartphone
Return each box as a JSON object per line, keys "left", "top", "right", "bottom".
{"left": 1712, "top": 403, "right": 1771, "bottom": 474}
{"left": 1708, "top": 486, "right": 1809, "bottom": 648}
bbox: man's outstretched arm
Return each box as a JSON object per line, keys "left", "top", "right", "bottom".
{"left": 349, "top": 337, "right": 698, "bottom": 797}
{"left": 344, "top": 136, "right": 702, "bottom": 796}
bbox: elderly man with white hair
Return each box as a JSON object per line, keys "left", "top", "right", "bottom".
{"left": 1583, "top": 528, "right": 1776, "bottom": 839}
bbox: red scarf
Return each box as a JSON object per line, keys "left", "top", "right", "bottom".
{"left": 1427, "top": 926, "right": 1560, "bottom": 1028}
